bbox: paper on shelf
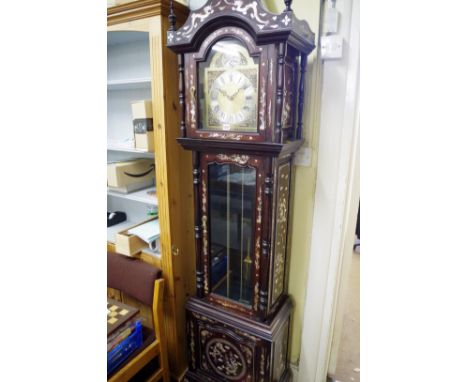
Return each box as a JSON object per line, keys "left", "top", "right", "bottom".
{"left": 127, "top": 219, "right": 160, "bottom": 243}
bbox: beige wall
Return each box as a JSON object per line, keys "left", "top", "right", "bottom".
{"left": 263, "top": 0, "right": 322, "bottom": 366}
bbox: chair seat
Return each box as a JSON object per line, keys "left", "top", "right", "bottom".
{"left": 108, "top": 325, "right": 156, "bottom": 380}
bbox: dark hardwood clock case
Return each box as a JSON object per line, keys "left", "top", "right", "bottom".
{"left": 167, "top": 1, "right": 315, "bottom": 380}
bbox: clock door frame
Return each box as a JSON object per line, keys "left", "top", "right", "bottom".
{"left": 184, "top": 26, "right": 273, "bottom": 142}
{"left": 197, "top": 152, "right": 271, "bottom": 318}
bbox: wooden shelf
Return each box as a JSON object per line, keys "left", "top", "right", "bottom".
{"left": 107, "top": 146, "right": 155, "bottom": 156}
{"left": 108, "top": 186, "right": 158, "bottom": 205}
{"left": 107, "top": 78, "right": 151, "bottom": 90}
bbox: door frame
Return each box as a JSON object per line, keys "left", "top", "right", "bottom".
{"left": 297, "top": 0, "right": 360, "bottom": 380}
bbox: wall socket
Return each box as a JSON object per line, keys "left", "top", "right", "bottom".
{"left": 294, "top": 147, "right": 312, "bottom": 167}
{"left": 321, "top": 35, "right": 343, "bottom": 59}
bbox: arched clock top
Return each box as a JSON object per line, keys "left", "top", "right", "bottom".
{"left": 194, "top": 27, "right": 261, "bottom": 62}
{"left": 167, "top": 0, "right": 315, "bottom": 54}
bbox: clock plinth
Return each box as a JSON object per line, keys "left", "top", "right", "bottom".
{"left": 167, "top": 0, "right": 315, "bottom": 380}
{"left": 184, "top": 297, "right": 293, "bottom": 382}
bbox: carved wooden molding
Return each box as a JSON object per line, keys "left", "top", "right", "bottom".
{"left": 167, "top": 0, "right": 315, "bottom": 53}
{"left": 186, "top": 296, "right": 293, "bottom": 340}
{"left": 108, "top": 0, "right": 189, "bottom": 26}
{"left": 177, "top": 137, "right": 304, "bottom": 157}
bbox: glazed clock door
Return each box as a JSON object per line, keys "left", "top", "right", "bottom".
{"left": 199, "top": 153, "right": 268, "bottom": 316}
{"left": 208, "top": 162, "right": 256, "bottom": 305}
{"left": 185, "top": 26, "right": 271, "bottom": 142}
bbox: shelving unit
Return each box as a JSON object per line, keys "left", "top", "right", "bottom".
{"left": 107, "top": 30, "right": 152, "bottom": 152}
{"left": 107, "top": 2, "right": 193, "bottom": 380}
{"left": 107, "top": 30, "right": 157, "bottom": 245}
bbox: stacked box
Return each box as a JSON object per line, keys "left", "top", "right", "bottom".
{"left": 131, "top": 100, "right": 154, "bottom": 152}
{"left": 107, "top": 159, "right": 155, "bottom": 193}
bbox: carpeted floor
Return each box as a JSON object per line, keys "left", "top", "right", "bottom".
{"left": 333, "top": 249, "right": 360, "bottom": 382}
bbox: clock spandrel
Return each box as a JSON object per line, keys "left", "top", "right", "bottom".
{"left": 198, "top": 38, "right": 259, "bottom": 132}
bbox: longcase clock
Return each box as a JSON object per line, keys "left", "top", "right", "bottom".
{"left": 167, "top": 0, "right": 315, "bottom": 380}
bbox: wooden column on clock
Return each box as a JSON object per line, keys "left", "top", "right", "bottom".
{"left": 107, "top": 2, "right": 196, "bottom": 381}
{"left": 167, "top": 0, "right": 315, "bottom": 381}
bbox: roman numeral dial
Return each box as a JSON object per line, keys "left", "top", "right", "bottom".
{"left": 200, "top": 38, "right": 258, "bottom": 132}
{"left": 209, "top": 69, "right": 256, "bottom": 128}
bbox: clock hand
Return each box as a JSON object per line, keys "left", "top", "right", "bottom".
{"left": 228, "top": 87, "right": 242, "bottom": 101}
{"left": 219, "top": 89, "right": 230, "bottom": 99}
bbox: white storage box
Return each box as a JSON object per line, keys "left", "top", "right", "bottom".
{"left": 115, "top": 217, "right": 160, "bottom": 257}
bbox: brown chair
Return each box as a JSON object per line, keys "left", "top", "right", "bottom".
{"left": 107, "top": 252, "right": 169, "bottom": 382}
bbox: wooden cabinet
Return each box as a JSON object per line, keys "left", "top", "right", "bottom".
{"left": 185, "top": 298, "right": 292, "bottom": 382}
{"left": 107, "top": 1, "right": 195, "bottom": 380}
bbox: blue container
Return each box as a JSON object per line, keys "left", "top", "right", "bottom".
{"left": 211, "top": 255, "right": 227, "bottom": 286}
{"left": 107, "top": 320, "right": 143, "bottom": 376}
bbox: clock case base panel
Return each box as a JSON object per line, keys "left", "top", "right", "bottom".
{"left": 184, "top": 297, "right": 292, "bottom": 382}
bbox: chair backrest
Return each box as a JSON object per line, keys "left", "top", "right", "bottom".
{"left": 107, "top": 252, "right": 162, "bottom": 306}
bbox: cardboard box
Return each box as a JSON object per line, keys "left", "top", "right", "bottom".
{"left": 115, "top": 217, "right": 159, "bottom": 257}
{"left": 131, "top": 100, "right": 152, "bottom": 118}
{"left": 107, "top": 159, "right": 155, "bottom": 189}
{"left": 107, "top": 178, "right": 154, "bottom": 194}
{"left": 135, "top": 131, "right": 154, "bottom": 151}
{"left": 131, "top": 100, "right": 154, "bottom": 152}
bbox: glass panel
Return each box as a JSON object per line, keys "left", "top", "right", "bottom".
{"left": 198, "top": 38, "right": 259, "bottom": 132}
{"left": 209, "top": 163, "right": 256, "bottom": 305}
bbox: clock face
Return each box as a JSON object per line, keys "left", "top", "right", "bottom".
{"left": 199, "top": 39, "right": 258, "bottom": 132}
{"left": 207, "top": 68, "right": 257, "bottom": 129}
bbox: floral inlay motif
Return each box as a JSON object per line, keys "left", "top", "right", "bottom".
{"left": 180, "top": 5, "right": 214, "bottom": 38}
{"left": 189, "top": 73, "right": 196, "bottom": 130}
{"left": 202, "top": 180, "right": 209, "bottom": 294}
{"left": 229, "top": 0, "right": 277, "bottom": 29}
{"left": 172, "top": 0, "right": 284, "bottom": 42}
{"left": 272, "top": 164, "right": 290, "bottom": 303}
{"left": 211, "top": 297, "right": 251, "bottom": 313}
{"left": 193, "top": 312, "right": 216, "bottom": 324}
{"left": 259, "top": 76, "right": 266, "bottom": 130}
{"left": 207, "top": 132, "right": 243, "bottom": 140}
{"left": 205, "top": 338, "right": 247, "bottom": 380}
{"left": 259, "top": 347, "right": 266, "bottom": 381}
{"left": 189, "top": 320, "right": 196, "bottom": 368}
{"left": 216, "top": 154, "right": 250, "bottom": 165}
{"left": 256, "top": 186, "right": 262, "bottom": 224}
{"left": 274, "top": 322, "right": 288, "bottom": 379}
{"left": 282, "top": 89, "right": 291, "bottom": 126}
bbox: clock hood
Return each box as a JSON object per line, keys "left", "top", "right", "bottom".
{"left": 166, "top": 0, "right": 315, "bottom": 55}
